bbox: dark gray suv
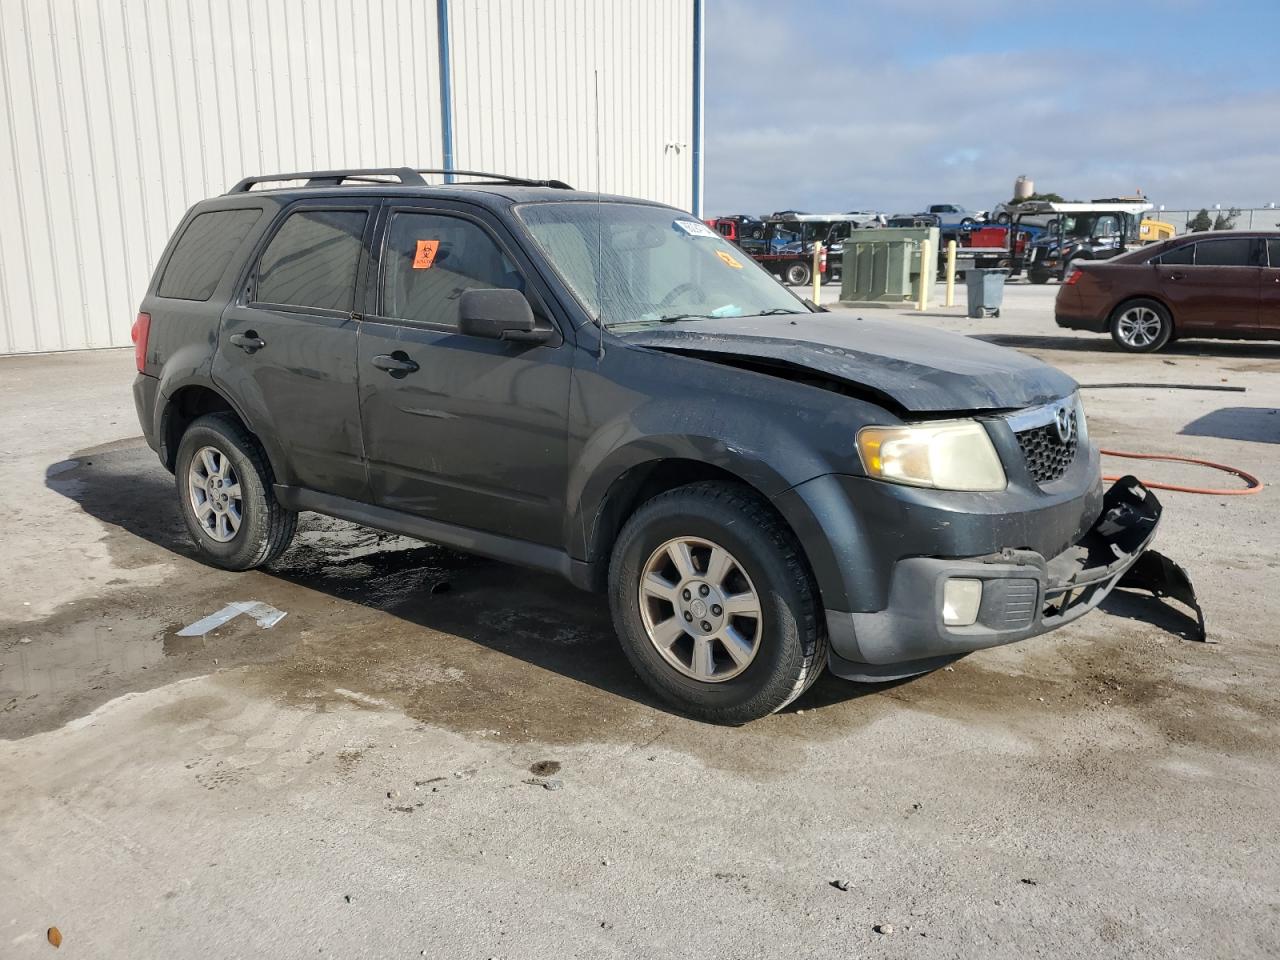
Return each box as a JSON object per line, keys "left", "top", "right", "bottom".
{"left": 132, "top": 167, "right": 1169, "bottom": 723}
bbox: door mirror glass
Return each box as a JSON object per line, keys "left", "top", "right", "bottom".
{"left": 458, "top": 289, "right": 548, "bottom": 342}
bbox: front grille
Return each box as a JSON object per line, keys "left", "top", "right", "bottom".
{"left": 1016, "top": 411, "right": 1078, "bottom": 484}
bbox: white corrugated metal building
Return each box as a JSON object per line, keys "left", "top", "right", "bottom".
{"left": 0, "top": 0, "right": 704, "bottom": 354}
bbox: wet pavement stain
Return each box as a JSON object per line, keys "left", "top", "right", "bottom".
{"left": 9, "top": 437, "right": 1278, "bottom": 773}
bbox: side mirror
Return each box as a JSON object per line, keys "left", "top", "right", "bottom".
{"left": 458, "top": 289, "right": 550, "bottom": 343}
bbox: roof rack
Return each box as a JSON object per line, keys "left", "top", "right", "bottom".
{"left": 226, "top": 167, "right": 572, "bottom": 194}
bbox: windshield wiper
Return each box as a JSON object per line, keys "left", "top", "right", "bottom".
{"left": 657, "top": 313, "right": 715, "bottom": 323}
{"left": 756, "top": 308, "right": 805, "bottom": 315}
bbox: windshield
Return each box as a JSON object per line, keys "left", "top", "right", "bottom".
{"left": 517, "top": 201, "right": 807, "bottom": 327}
{"left": 1058, "top": 213, "right": 1138, "bottom": 242}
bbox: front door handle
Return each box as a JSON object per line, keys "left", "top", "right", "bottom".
{"left": 371, "top": 352, "right": 419, "bottom": 375}
{"left": 1167, "top": 272, "right": 1185, "bottom": 281}
{"left": 229, "top": 332, "right": 266, "bottom": 352}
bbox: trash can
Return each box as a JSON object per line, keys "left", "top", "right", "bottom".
{"left": 965, "top": 267, "right": 1007, "bottom": 318}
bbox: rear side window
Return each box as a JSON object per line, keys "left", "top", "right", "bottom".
{"left": 379, "top": 212, "right": 526, "bottom": 327}
{"left": 1157, "top": 243, "right": 1195, "bottom": 266}
{"left": 158, "top": 209, "right": 262, "bottom": 300}
{"left": 1194, "top": 237, "right": 1255, "bottom": 267}
{"left": 1268, "top": 239, "right": 1280, "bottom": 267}
{"left": 255, "top": 209, "right": 369, "bottom": 312}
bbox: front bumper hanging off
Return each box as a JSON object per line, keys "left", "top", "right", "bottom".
{"left": 828, "top": 476, "right": 1204, "bottom": 682}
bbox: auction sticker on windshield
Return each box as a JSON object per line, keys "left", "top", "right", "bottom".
{"left": 715, "top": 249, "right": 744, "bottom": 269}
{"left": 674, "top": 219, "right": 718, "bottom": 238}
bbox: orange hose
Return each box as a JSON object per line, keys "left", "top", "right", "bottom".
{"left": 1100, "top": 448, "right": 1264, "bottom": 496}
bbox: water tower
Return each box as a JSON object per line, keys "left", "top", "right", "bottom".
{"left": 1014, "top": 176, "right": 1035, "bottom": 201}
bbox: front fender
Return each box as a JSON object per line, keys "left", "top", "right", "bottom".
{"left": 564, "top": 424, "right": 822, "bottom": 562}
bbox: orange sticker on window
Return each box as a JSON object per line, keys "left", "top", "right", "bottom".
{"left": 413, "top": 239, "right": 440, "bottom": 269}
{"left": 715, "top": 249, "right": 744, "bottom": 269}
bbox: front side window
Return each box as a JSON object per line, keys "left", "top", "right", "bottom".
{"left": 255, "top": 209, "right": 369, "bottom": 312}
{"left": 159, "top": 208, "right": 262, "bottom": 301}
{"left": 1269, "top": 239, "right": 1280, "bottom": 268}
{"left": 1195, "top": 238, "right": 1256, "bottom": 267}
{"left": 1157, "top": 243, "right": 1195, "bottom": 266}
{"left": 517, "top": 201, "right": 807, "bottom": 327}
{"left": 380, "top": 212, "right": 526, "bottom": 327}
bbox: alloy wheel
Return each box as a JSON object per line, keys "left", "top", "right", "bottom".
{"left": 1116, "top": 306, "right": 1164, "bottom": 348}
{"left": 187, "top": 445, "right": 243, "bottom": 543}
{"left": 637, "top": 536, "right": 763, "bottom": 683}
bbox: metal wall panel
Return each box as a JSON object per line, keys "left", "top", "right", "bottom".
{"left": 0, "top": 0, "right": 694, "bottom": 355}
{"left": 0, "top": 0, "right": 444, "bottom": 354}
{"left": 447, "top": 0, "right": 694, "bottom": 212}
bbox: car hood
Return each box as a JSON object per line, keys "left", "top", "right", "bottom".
{"left": 620, "top": 312, "right": 1078, "bottom": 414}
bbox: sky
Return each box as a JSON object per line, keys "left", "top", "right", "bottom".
{"left": 703, "top": 0, "right": 1280, "bottom": 217}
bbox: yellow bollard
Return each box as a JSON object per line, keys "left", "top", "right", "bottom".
{"left": 812, "top": 242, "right": 823, "bottom": 306}
{"left": 944, "top": 240, "right": 957, "bottom": 307}
{"left": 917, "top": 238, "right": 932, "bottom": 311}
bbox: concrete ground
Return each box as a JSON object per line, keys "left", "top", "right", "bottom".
{"left": 3, "top": 281, "right": 1278, "bottom": 958}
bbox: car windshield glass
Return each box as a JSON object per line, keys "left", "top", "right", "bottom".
{"left": 516, "top": 201, "right": 807, "bottom": 327}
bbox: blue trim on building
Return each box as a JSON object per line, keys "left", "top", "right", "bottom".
{"left": 691, "top": 0, "right": 705, "bottom": 217}
{"left": 436, "top": 0, "right": 455, "bottom": 183}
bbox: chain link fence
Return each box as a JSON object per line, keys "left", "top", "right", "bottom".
{"left": 1151, "top": 208, "right": 1280, "bottom": 234}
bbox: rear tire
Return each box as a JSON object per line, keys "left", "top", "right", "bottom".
{"left": 175, "top": 412, "right": 297, "bottom": 570}
{"left": 1029, "top": 270, "right": 1050, "bottom": 285}
{"left": 608, "top": 482, "right": 827, "bottom": 724}
{"left": 785, "top": 262, "right": 812, "bottom": 286}
{"left": 1110, "top": 298, "right": 1173, "bottom": 353}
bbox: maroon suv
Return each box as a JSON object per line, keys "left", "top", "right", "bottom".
{"left": 1055, "top": 231, "right": 1280, "bottom": 352}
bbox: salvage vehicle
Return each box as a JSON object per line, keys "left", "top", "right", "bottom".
{"left": 925, "top": 203, "right": 984, "bottom": 230}
{"left": 750, "top": 214, "right": 858, "bottom": 285}
{"left": 133, "top": 166, "right": 1191, "bottom": 723}
{"left": 704, "top": 214, "right": 765, "bottom": 250}
{"left": 1056, "top": 231, "right": 1280, "bottom": 352}
{"left": 1013, "top": 200, "right": 1153, "bottom": 283}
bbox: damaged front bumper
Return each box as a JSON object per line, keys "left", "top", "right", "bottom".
{"left": 828, "top": 476, "right": 1197, "bottom": 682}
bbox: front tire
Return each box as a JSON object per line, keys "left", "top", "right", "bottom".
{"left": 608, "top": 482, "right": 827, "bottom": 724}
{"left": 784, "top": 262, "right": 812, "bottom": 286}
{"left": 175, "top": 412, "right": 297, "bottom": 570}
{"left": 1110, "top": 298, "right": 1173, "bottom": 353}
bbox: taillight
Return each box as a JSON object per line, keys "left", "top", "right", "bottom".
{"left": 819, "top": 247, "right": 828, "bottom": 272}
{"left": 132, "top": 312, "right": 151, "bottom": 372}
{"left": 1064, "top": 269, "right": 1083, "bottom": 285}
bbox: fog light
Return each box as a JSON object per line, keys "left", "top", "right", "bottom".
{"left": 943, "top": 578, "right": 983, "bottom": 627}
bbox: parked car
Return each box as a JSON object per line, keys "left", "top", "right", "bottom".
{"left": 925, "top": 203, "right": 984, "bottom": 230}
{"left": 133, "top": 166, "right": 1174, "bottom": 723}
{"left": 1055, "top": 231, "right": 1280, "bottom": 352}
{"left": 886, "top": 213, "right": 940, "bottom": 229}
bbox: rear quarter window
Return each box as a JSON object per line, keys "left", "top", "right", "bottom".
{"left": 158, "top": 209, "right": 263, "bottom": 300}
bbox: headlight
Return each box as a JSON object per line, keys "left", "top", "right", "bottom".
{"left": 857, "top": 420, "right": 1007, "bottom": 491}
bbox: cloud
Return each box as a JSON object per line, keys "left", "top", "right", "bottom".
{"left": 704, "top": 0, "right": 1280, "bottom": 216}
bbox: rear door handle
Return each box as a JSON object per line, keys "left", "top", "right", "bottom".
{"left": 1168, "top": 273, "right": 1185, "bottom": 281}
{"left": 229, "top": 332, "right": 266, "bottom": 352}
{"left": 371, "top": 352, "right": 419, "bottom": 375}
